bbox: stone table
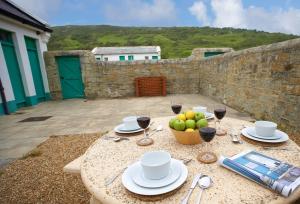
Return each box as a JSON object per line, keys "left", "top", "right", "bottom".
{"left": 81, "top": 116, "right": 300, "bottom": 204}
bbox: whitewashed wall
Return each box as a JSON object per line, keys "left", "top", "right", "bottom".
{"left": 95, "top": 53, "right": 161, "bottom": 61}
{"left": 0, "top": 43, "right": 14, "bottom": 102}
{"left": 0, "top": 17, "right": 50, "bottom": 103}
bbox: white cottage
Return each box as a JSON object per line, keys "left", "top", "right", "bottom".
{"left": 0, "top": 0, "right": 52, "bottom": 115}
{"left": 91, "top": 46, "right": 161, "bottom": 61}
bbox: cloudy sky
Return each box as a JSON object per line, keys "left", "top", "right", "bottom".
{"left": 11, "top": 0, "right": 300, "bottom": 35}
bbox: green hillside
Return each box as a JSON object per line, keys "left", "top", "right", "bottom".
{"left": 48, "top": 25, "right": 298, "bottom": 59}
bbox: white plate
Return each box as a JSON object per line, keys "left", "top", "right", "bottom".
{"left": 246, "top": 127, "right": 281, "bottom": 140}
{"left": 114, "top": 124, "right": 143, "bottom": 134}
{"left": 132, "top": 159, "right": 182, "bottom": 188}
{"left": 118, "top": 124, "right": 141, "bottom": 132}
{"left": 122, "top": 159, "right": 188, "bottom": 196}
{"left": 241, "top": 127, "right": 289, "bottom": 143}
{"left": 205, "top": 112, "right": 214, "bottom": 120}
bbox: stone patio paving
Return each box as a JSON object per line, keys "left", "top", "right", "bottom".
{"left": 0, "top": 94, "right": 252, "bottom": 167}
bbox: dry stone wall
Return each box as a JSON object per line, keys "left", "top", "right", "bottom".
{"left": 44, "top": 38, "right": 300, "bottom": 134}
{"left": 44, "top": 52, "right": 200, "bottom": 99}
{"left": 197, "top": 39, "right": 300, "bottom": 134}
{"left": 87, "top": 59, "right": 200, "bottom": 98}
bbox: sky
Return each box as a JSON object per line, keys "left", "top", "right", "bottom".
{"left": 10, "top": 0, "right": 300, "bottom": 35}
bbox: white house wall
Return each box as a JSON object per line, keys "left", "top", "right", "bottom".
{"left": 95, "top": 53, "right": 161, "bottom": 61}
{"left": 0, "top": 17, "right": 50, "bottom": 101}
{"left": 36, "top": 33, "right": 50, "bottom": 92}
{"left": 13, "top": 31, "right": 36, "bottom": 97}
{"left": 0, "top": 43, "right": 15, "bottom": 103}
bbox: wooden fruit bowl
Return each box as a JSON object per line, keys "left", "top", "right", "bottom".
{"left": 170, "top": 128, "right": 202, "bottom": 145}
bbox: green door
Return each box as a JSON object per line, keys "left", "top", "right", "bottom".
{"left": 204, "top": 51, "right": 224, "bottom": 58}
{"left": 119, "top": 56, "right": 125, "bottom": 61}
{"left": 56, "top": 56, "right": 84, "bottom": 99}
{"left": 24, "top": 36, "right": 45, "bottom": 101}
{"left": 0, "top": 30, "right": 26, "bottom": 107}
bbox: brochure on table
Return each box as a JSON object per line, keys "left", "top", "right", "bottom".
{"left": 219, "top": 150, "right": 300, "bottom": 197}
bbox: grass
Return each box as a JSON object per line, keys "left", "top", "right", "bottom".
{"left": 48, "top": 25, "right": 298, "bottom": 59}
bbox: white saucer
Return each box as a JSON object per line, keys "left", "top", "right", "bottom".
{"left": 118, "top": 124, "right": 141, "bottom": 132}
{"left": 205, "top": 112, "right": 214, "bottom": 120}
{"left": 122, "top": 159, "right": 188, "bottom": 196}
{"left": 114, "top": 124, "right": 143, "bottom": 134}
{"left": 246, "top": 127, "right": 281, "bottom": 140}
{"left": 132, "top": 159, "right": 182, "bottom": 188}
{"left": 242, "top": 127, "right": 289, "bottom": 143}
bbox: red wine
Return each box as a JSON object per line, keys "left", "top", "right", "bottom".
{"left": 171, "top": 105, "right": 182, "bottom": 114}
{"left": 137, "top": 117, "right": 151, "bottom": 129}
{"left": 214, "top": 108, "right": 226, "bottom": 120}
{"left": 199, "top": 127, "right": 216, "bottom": 142}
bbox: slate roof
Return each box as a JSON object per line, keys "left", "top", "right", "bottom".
{"left": 0, "top": 0, "right": 52, "bottom": 32}
{"left": 92, "top": 46, "right": 160, "bottom": 55}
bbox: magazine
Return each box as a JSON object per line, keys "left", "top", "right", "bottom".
{"left": 219, "top": 150, "right": 300, "bottom": 197}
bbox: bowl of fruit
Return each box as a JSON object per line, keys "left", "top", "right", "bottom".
{"left": 169, "top": 110, "right": 209, "bottom": 145}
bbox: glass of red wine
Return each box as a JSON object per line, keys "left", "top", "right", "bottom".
{"left": 214, "top": 105, "right": 227, "bottom": 136}
{"left": 171, "top": 100, "right": 182, "bottom": 114}
{"left": 136, "top": 112, "right": 153, "bottom": 146}
{"left": 197, "top": 127, "right": 217, "bottom": 164}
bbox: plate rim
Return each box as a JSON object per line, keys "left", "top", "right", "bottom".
{"left": 122, "top": 159, "right": 188, "bottom": 195}
{"left": 205, "top": 112, "right": 214, "bottom": 119}
{"left": 114, "top": 124, "right": 143, "bottom": 134}
{"left": 246, "top": 127, "right": 281, "bottom": 140}
{"left": 242, "top": 127, "right": 288, "bottom": 143}
{"left": 118, "top": 123, "right": 141, "bottom": 132}
{"left": 132, "top": 160, "right": 182, "bottom": 188}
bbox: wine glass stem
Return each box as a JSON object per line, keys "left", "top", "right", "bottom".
{"left": 144, "top": 129, "right": 147, "bottom": 140}
{"left": 217, "top": 120, "right": 221, "bottom": 131}
{"left": 205, "top": 142, "right": 208, "bottom": 153}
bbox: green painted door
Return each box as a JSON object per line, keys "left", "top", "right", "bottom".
{"left": 56, "top": 56, "right": 84, "bottom": 99}
{"left": 128, "top": 55, "right": 134, "bottom": 61}
{"left": 0, "top": 29, "right": 26, "bottom": 107}
{"left": 119, "top": 56, "right": 125, "bottom": 61}
{"left": 24, "top": 36, "right": 45, "bottom": 101}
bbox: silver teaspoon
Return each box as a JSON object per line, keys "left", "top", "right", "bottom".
{"left": 196, "top": 175, "right": 213, "bottom": 204}
{"left": 149, "top": 125, "right": 163, "bottom": 136}
{"left": 113, "top": 137, "right": 129, "bottom": 142}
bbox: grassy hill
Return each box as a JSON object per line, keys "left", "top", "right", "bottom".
{"left": 48, "top": 25, "right": 298, "bottom": 59}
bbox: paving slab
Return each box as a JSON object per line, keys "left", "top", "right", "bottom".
{"left": 0, "top": 94, "right": 252, "bottom": 167}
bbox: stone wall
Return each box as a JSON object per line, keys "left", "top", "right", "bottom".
{"left": 86, "top": 59, "right": 200, "bottom": 98}
{"left": 44, "top": 38, "right": 300, "bottom": 134}
{"left": 44, "top": 50, "right": 91, "bottom": 100}
{"left": 197, "top": 39, "right": 300, "bottom": 134}
{"left": 44, "top": 52, "right": 200, "bottom": 98}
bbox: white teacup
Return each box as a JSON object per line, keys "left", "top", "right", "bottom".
{"left": 141, "top": 151, "right": 171, "bottom": 180}
{"left": 123, "top": 116, "right": 139, "bottom": 130}
{"left": 193, "top": 106, "right": 207, "bottom": 113}
{"left": 255, "top": 121, "right": 277, "bottom": 137}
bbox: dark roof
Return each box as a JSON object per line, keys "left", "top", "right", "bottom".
{"left": 0, "top": 0, "right": 52, "bottom": 32}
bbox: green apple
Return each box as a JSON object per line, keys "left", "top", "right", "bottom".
{"left": 196, "top": 119, "right": 208, "bottom": 128}
{"left": 174, "top": 119, "right": 186, "bottom": 131}
{"left": 169, "top": 118, "right": 177, "bottom": 129}
{"left": 185, "top": 119, "right": 196, "bottom": 129}
{"left": 195, "top": 112, "right": 205, "bottom": 121}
